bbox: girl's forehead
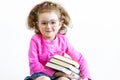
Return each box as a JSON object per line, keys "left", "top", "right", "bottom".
{"left": 38, "top": 12, "right": 59, "bottom": 21}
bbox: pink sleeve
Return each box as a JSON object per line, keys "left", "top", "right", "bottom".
{"left": 65, "top": 36, "right": 91, "bottom": 80}
{"left": 28, "top": 38, "right": 55, "bottom": 76}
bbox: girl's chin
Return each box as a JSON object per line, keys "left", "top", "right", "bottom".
{"left": 44, "top": 35, "right": 55, "bottom": 40}
{"left": 45, "top": 33, "right": 55, "bottom": 36}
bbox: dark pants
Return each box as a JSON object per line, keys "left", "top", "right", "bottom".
{"left": 24, "top": 72, "right": 60, "bottom": 80}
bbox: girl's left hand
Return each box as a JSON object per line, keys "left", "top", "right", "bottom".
{"left": 64, "top": 72, "right": 74, "bottom": 79}
{"left": 78, "top": 78, "right": 88, "bottom": 80}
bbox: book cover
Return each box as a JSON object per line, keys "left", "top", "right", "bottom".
{"left": 50, "top": 58, "right": 80, "bottom": 74}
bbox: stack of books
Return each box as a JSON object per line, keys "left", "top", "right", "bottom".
{"left": 45, "top": 54, "right": 80, "bottom": 80}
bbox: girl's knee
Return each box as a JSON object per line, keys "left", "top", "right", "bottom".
{"left": 34, "top": 76, "right": 50, "bottom": 80}
{"left": 56, "top": 77, "right": 69, "bottom": 80}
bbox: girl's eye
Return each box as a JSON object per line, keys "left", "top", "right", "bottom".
{"left": 51, "top": 21, "right": 56, "bottom": 24}
{"left": 41, "top": 22, "right": 47, "bottom": 25}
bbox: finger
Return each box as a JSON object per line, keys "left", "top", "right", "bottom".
{"left": 70, "top": 73, "right": 74, "bottom": 77}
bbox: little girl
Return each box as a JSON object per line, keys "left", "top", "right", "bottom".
{"left": 24, "top": 1, "right": 91, "bottom": 80}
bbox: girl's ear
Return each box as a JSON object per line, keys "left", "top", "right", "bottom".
{"left": 58, "top": 22, "right": 67, "bottom": 35}
{"left": 59, "top": 21, "right": 63, "bottom": 27}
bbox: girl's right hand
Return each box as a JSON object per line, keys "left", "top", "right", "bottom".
{"left": 54, "top": 72, "right": 75, "bottom": 79}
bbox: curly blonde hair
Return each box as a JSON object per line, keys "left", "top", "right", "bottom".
{"left": 27, "top": 1, "right": 71, "bottom": 34}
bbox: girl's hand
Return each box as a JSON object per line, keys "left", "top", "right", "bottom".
{"left": 78, "top": 77, "right": 88, "bottom": 80}
{"left": 83, "top": 78, "right": 88, "bottom": 80}
{"left": 54, "top": 71, "right": 65, "bottom": 76}
{"left": 64, "top": 72, "right": 74, "bottom": 79}
{"left": 54, "top": 72, "right": 75, "bottom": 79}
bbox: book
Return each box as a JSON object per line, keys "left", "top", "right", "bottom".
{"left": 46, "top": 62, "right": 79, "bottom": 79}
{"left": 50, "top": 58, "right": 80, "bottom": 74}
{"left": 46, "top": 54, "right": 80, "bottom": 79}
{"left": 53, "top": 54, "right": 79, "bottom": 68}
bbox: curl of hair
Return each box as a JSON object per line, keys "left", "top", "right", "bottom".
{"left": 27, "top": 1, "right": 71, "bottom": 34}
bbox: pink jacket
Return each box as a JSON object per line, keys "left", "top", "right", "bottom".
{"left": 28, "top": 33, "right": 91, "bottom": 79}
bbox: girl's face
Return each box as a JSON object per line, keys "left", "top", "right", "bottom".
{"left": 38, "top": 11, "right": 61, "bottom": 40}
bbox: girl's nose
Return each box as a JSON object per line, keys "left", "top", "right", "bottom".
{"left": 46, "top": 23, "right": 51, "bottom": 28}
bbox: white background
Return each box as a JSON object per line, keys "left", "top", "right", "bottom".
{"left": 0, "top": 0, "right": 120, "bottom": 80}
